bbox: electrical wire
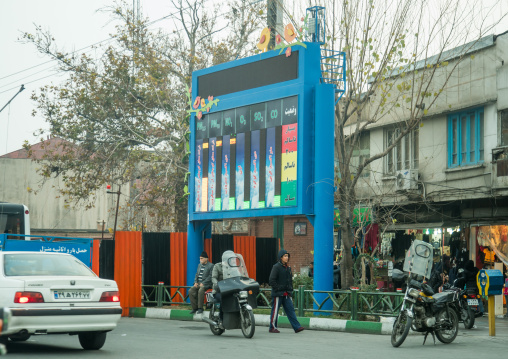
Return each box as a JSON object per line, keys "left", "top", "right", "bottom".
{"left": 0, "top": 0, "right": 264, "bottom": 93}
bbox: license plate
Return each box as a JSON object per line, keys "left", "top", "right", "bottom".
{"left": 467, "top": 299, "right": 478, "bottom": 306}
{"left": 54, "top": 290, "right": 91, "bottom": 300}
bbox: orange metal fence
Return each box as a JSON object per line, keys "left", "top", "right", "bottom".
{"left": 233, "top": 236, "right": 256, "bottom": 280}
{"left": 204, "top": 237, "right": 212, "bottom": 262}
{"left": 170, "top": 232, "right": 187, "bottom": 302}
{"left": 114, "top": 231, "right": 142, "bottom": 316}
{"left": 91, "top": 239, "right": 100, "bottom": 276}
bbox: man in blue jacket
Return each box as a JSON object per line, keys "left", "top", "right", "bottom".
{"left": 268, "top": 249, "right": 304, "bottom": 333}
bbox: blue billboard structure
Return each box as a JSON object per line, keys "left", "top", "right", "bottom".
{"left": 187, "top": 31, "right": 341, "bottom": 308}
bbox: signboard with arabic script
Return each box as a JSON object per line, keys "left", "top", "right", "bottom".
{"left": 190, "top": 43, "right": 322, "bottom": 220}
{"left": 3, "top": 239, "right": 91, "bottom": 267}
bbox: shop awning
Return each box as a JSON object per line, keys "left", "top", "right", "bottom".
{"left": 385, "top": 222, "right": 444, "bottom": 231}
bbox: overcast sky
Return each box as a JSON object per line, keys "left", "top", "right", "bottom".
{"left": 1, "top": 0, "right": 507, "bottom": 156}
{"left": 0, "top": 0, "right": 190, "bottom": 156}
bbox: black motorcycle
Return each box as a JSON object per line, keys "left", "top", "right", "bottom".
{"left": 443, "top": 277, "right": 475, "bottom": 329}
{"left": 202, "top": 252, "right": 259, "bottom": 339}
{"left": 391, "top": 241, "right": 459, "bottom": 347}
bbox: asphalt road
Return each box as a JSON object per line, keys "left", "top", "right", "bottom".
{"left": 3, "top": 316, "right": 507, "bottom": 358}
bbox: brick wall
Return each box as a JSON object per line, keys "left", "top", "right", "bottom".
{"left": 249, "top": 216, "right": 314, "bottom": 273}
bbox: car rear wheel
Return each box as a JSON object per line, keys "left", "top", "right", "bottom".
{"left": 9, "top": 332, "right": 31, "bottom": 342}
{"left": 78, "top": 331, "right": 107, "bottom": 350}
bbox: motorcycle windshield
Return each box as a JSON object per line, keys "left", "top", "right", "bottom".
{"left": 222, "top": 251, "right": 249, "bottom": 279}
{"left": 403, "top": 240, "right": 433, "bottom": 278}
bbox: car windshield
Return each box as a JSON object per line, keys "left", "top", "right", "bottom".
{"left": 3, "top": 253, "right": 96, "bottom": 277}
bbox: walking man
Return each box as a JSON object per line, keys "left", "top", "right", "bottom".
{"left": 188, "top": 251, "right": 214, "bottom": 314}
{"left": 268, "top": 249, "right": 304, "bottom": 333}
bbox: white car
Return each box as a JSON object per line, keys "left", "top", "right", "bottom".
{"left": 0, "top": 251, "right": 122, "bottom": 350}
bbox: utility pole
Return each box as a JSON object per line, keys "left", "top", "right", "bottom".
{"left": 107, "top": 185, "right": 121, "bottom": 241}
{"left": 0, "top": 85, "right": 25, "bottom": 114}
{"left": 267, "top": 0, "right": 283, "bottom": 50}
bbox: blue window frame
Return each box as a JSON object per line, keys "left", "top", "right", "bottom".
{"left": 448, "top": 108, "right": 484, "bottom": 168}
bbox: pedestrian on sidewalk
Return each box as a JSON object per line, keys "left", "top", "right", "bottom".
{"left": 188, "top": 251, "right": 213, "bottom": 315}
{"left": 268, "top": 249, "right": 304, "bottom": 334}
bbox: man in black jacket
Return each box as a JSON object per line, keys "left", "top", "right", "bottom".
{"left": 268, "top": 249, "right": 304, "bottom": 333}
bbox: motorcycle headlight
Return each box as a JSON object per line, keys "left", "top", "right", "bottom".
{"left": 239, "top": 291, "right": 249, "bottom": 299}
{"left": 408, "top": 288, "right": 420, "bottom": 299}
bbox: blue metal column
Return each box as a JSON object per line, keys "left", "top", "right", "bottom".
{"left": 312, "top": 82, "right": 335, "bottom": 311}
{"left": 186, "top": 221, "right": 211, "bottom": 287}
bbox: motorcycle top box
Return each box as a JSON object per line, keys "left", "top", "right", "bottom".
{"left": 218, "top": 277, "right": 259, "bottom": 312}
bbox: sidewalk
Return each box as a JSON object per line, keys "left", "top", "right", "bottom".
{"left": 129, "top": 307, "right": 508, "bottom": 337}
{"left": 128, "top": 307, "right": 395, "bottom": 335}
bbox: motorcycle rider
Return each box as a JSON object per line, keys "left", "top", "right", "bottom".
{"left": 268, "top": 249, "right": 304, "bottom": 334}
{"left": 460, "top": 259, "right": 484, "bottom": 315}
{"left": 211, "top": 251, "right": 233, "bottom": 329}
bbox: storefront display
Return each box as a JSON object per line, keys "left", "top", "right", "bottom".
{"left": 476, "top": 225, "right": 508, "bottom": 266}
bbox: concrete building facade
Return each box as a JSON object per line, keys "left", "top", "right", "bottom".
{"left": 349, "top": 32, "right": 508, "bottom": 256}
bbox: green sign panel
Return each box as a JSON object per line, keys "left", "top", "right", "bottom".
{"left": 334, "top": 208, "right": 371, "bottom": 227}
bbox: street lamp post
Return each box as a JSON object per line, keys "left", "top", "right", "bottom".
{"left": 107, "top": 185, "right": 121, "bottom": 241}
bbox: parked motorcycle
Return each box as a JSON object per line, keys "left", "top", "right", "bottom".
{"left": 465, "top": 290, "right": 484, "bottom": 318}
{"left": 202, "top": 251, "right": 259, "bottom": 339}
{"left": 391, "top": 240, "right": 459, "bottom": 347}
{"left": 442, "top": 277, "right": 475, "bottom": 329}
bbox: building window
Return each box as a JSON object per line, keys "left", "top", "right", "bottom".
{"left": 447, "top": 108, "right": 484, "bottom": 168}
{"left": 348, "top": 132, "right": 370, "bottom": 178}
{"left": 501, "top": 110, "right": 508, "bottom": 146}
{"left": 385, "top": 128, "right": 419, "bottom": 174}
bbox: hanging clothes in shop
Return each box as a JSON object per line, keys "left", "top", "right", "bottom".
{"left": 357, "top": 228, "right": 365, "bottom": 249}
{"left": 483, "top": 247, "right": 495, "bottom": 263}
{"left": 450, "top": 231, "right": 461, "bottom": 259}
{"left": 363, "top": 224, "right": 379, "bottom": 253}
{"left": 457, "top": 248, "right": 469, "bottom": 269}
{"left": 392, "top": 231, "right": 413, "bottom": 260}
{"left": 476, "top": 246, "right": 485, "bottom": 269}
{"left": 351, "top": 244, "right": 359, "bottom": 260}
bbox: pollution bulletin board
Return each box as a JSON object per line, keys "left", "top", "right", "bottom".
{"left": 189, "top": 43, "right": 322, "bottom": 221}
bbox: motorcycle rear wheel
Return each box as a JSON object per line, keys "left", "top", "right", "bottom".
{"left": 391, "top": 311, "right": 412, "bottom": 347}
{"left": 462, "top": 304, "right": 475, "bottom": 329}
{"left": 209, "top": 308, "right": 224, "bottom": 336}
{"left": 240, "top": 308, "right": 255, "bottom": 339}
{"left": 435, "top": 308, "right": 459, "bottom": 343}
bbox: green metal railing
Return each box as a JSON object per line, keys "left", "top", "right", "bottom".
{"left": 141, "top": 284, "right": 404, "bottom": 321}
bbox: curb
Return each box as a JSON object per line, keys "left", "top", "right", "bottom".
{"left": 128, "top": 307, "right": 394, "bottom": 335}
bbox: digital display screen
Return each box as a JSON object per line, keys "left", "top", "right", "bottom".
{"left": 197, "top": 52, "right": 299, "bottom": 98}
{"left": 194, "top": 96, "right": 298, "bottom": 212}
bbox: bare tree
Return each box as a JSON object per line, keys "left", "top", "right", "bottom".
{"left": 282, "top": 0, "right": 505, "bottom": 288}
{"left": 21, "top": 0, "right": 264, "bottom": 232}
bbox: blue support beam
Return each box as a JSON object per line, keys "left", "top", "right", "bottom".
{"left": 311, "top": 82, "right": 335, "bottom": 311}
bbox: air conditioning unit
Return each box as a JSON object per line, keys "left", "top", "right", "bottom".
{"left": 395, "top": 169, "right": 419, "bottom": 190}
